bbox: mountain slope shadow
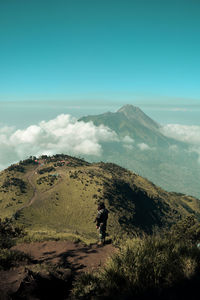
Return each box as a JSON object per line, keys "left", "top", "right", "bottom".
{"left": 104, "top": 177, "right": 171, "bottom": 234}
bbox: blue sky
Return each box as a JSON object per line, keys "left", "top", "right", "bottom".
{"left": 0, "top": 0, "right": 200, "bottom": 105}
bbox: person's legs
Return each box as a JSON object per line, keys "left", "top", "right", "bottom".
{"left": 98, "top": 225, "right": 106, "bottom": 245}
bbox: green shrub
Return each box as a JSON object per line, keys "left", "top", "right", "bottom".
{"left": 0, "top": 249, "right": 31, "bottom": 270}
{"left": 0, "top": 218, "right": 29, "bottom": 270}
{"left": 37, "top": 166, "right": 55, "bottom": 174}
{"left": 7, "top": 164, "right": 25, "bottom": 173}
{"left": 0, "top": 217, "right": 25, "bottom": 249}
{"left": 102, "top": 235, "right": 200, "bottom": 292}
{"left": 72, "top": 217, "right": 200, "bottom": 299}
{"left": 168, "top": 216, "right": 200, "bottom": 245}
{"left": 72, "top": 273, "right": 102, "bottom": 299}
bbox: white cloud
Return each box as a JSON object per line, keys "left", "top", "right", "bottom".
{"left": 161, "top": 124, "right": 200, "bottom": 146}
{"left": 137, "top": 143, "right": 151, "bottom": 151}
{"left": 122, "top": 136, "right": 134, "bottom": 144}
{"left": 0, "top": 114, "right": 118, "bottom": 170}
{"left": 121, "top": 135, "right": 134, "bottom": 150}
{"left": 123, "top": 144, "right": 134, "bottom": 150}
{"left": 161, "top": 124, "right": 200, "bottom": 162}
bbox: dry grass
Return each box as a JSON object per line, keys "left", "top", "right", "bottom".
{"left": 0, "top": 155, "right": 200, "bottom": 244}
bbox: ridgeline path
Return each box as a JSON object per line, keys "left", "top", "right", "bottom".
{"left": 13, "top": 164, "right": 64, "bottom": 218}
{"left": 25, "top": 165, "right": 39, "bottom": 207}
{"left": 12, "top": 165, "right": 39, "bottom": 219}
{"left": 13, "top": 240, "right": 115, "bottom": 273}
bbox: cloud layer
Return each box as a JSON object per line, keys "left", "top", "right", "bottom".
{"left": 161, "top": 124, "right": 200, "bottom": 146}
{"left": 161, "top": 124, "right": 200, "bottom": 162}
{"left": 0, "top": 114, "right": 118, "bottom": 170}
{"left": 2, "top": 114, "right": 199, "bottom": 171}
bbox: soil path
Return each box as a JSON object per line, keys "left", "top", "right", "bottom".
{"left": 13, "top": 165, "right": 64, "bottom": 219}
{"left": 25, "top": 165, "right": 64, "bottom": 207}
{"left": 25, "top": 165, "right": 39, "bottom": 207}
{"left": 14, "top": 240, "right": 115, "bottom": 272}
{"left": 12, "top": 166, "right": 39, "bottom": 219}
{"left": 0, "top": 241, "right": 116, "bottom": 298}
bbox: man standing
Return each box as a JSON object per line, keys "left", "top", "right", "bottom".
{"left": 95, "top": 202, "right": 109, "bottom": 246}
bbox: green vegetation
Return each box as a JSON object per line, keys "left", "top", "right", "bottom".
{"left": 0, "top": 155, "right": 200, "bottom": 244}
{"left": 1, "top": 155, "right": 200, "bottom": 299}
{"left": 6, "top": 164, "right": 25, "bottom": 173}
{"left": 0, "top": 218, "right": 31, "bottom": 270}
{"left": 36, "top": 174, "right": 59, "bottom": 186}
{"left": 2, "top": 177, "right": 27, "bottom": 193}
{"left": 0, "top": 164, "right": 34, "bottom": 219}
{"left": 72, "top": 217, "right": 200, "bottom": 299}
{"left": 19, "top": 228, "right": 94, "bottom": 245}
{"left": 0, "top": 249, "right": 30, "bottom": 270}
{"left": 0, "top": 217, "right": 25, "bottom": 249}
{"left": 37, "top": 166, "right": 56, "bottom": 174}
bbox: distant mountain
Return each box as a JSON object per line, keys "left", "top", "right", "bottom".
{"left": 0, "top": 155, "right": 200, "bottom": 241}
{"left": 117, "top": 104, "right": 160, "bottom": 130}
{"left": 79, "top": 105, "right": 200, "bottom": 198}
{"left": 80, "top": 104, "right": 181, "bottom": 147}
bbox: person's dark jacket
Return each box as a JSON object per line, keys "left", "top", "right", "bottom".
{"left": 95, "top": 208, "right": 109, "bottom": 228}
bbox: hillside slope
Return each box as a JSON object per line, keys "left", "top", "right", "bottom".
{"left": 0, "top": 155, "right": 200, "bottom": 241}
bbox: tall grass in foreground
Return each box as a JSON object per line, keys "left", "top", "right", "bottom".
{"left": 72, "top": 217, "right": 200, "bottom": 299}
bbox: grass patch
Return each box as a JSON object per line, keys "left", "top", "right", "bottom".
{"left": 1, "top": 156, "right": 200, "bottom": 244}
{"left": 0, "top": 249, "right": 31, "bottom": 270}
{"left": 18, "top": 229, "right": 96, "bottom": 245}
{"left": 0, "top": 218, "right": 31, "bottom": 270}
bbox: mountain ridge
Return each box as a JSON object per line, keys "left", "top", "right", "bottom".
{"left": 79, "top": 104, "right": 179, "bottom": 147}
{"left": 117, "top": 104, "right": 160, "bottom": 131}
{"left": 79, "top": 104, "right": 200, "bottom": 199}
{"left": 0, "top": 155, "right": 199, "bottom": 242}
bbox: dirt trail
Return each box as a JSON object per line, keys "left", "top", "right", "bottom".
{"left": 14, "top": 240, "right": 115, "bottom": 272}
{"left": 26, "top": 165, "right": 65, "bottom": 204}
{"left": 25, "top": 165, "right": 39, "bottom": 207}
{"left": 0, "top": 241, "right": 116, "bottom": 299}
{"left": 13, "top": 165, "right": 64, "bottom": 219}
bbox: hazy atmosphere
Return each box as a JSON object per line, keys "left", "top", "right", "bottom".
{"left": 1, "top": 0, "right": 200, "bottom": 174}
{"left": 0, "top": 103, "right": 200, "bottom": 171}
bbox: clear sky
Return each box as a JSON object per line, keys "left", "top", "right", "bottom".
{"left": 0, "top": 0, "right": 200, "bottom": 105}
